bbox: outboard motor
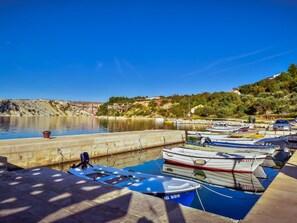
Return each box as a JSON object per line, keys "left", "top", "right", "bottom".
{"left": 200, "top": 137, "right": 211, "bottom": 146}
{"left": 71, "top": 152, "right": 93, "bottom": 170}
{"left": 205, "top": 137, "right": 212, "bottom": 144}
{"left": 80, "top": 152, "right": 90, "bottom": 164}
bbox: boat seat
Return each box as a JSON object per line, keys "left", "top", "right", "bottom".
{"left": 104, "top": 176, "right": 134, "bottom": 185}
{"left": 86, "top": 172, "right": 110, "bottom": 180}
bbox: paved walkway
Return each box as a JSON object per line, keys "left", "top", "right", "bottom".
{"left": 243, "top": 151, "right": 297, "bottom": 223}
{"left": 0, "top": 167, "right": 233, "bottom": 223}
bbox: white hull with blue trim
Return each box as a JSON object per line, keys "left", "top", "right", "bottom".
{"left": 68, "top": 164, "right": 201, "bottom": 206}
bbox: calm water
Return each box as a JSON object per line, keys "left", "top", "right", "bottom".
{"left": 0, "top": 116, "right": 174, "bottom": 140}
{"left": 125, "top": 159, "right": 278, "bottom": 220}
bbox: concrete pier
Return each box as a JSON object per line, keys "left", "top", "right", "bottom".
{"left": 0, "top": 167, "right": 234, "bottom": 223}
{"left": 243, "top": 151, "right": 297, "bottom": 223}
{"left": 0, "top": 130, "right": 185, "bottom": 170}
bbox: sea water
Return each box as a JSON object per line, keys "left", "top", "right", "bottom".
{"left": 124, "top": 159, "right": 278, "bottom": 220}
{"left": 0, "top": 116, "right": 169, "bottom": 139}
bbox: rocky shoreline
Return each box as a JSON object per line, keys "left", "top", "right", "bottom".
{"left": 0, "top": 99, "right": 100, "bottom": 117}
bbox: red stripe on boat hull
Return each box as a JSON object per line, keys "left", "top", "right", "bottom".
{"left": 164, "top": 159, "right": 256, "bottom": 173}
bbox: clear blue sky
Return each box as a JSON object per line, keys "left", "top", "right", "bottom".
{"left": 1, "top": 0, "right": 297, "bottom": 102}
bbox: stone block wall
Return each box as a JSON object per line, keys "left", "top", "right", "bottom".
{"left": 0, "top": 130, "right": 185, "bottom": 169}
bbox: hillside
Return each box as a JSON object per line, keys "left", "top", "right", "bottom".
{"left": 97, "top": 63, "right": 297, "bottom": 119}
{"left": 2, "top": 64, "right": 296, "bottom": 119}
{"left": 0, "top": 99, "right": 100, "bottom": 117}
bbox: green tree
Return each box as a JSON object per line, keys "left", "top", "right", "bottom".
{"left": 194, "top": 106, "right": 215, "bottom": 117}
{"left": 148, "top": 100, "right": 158, "bottom": 112}
{"left": 96, "top": 103, "right": 108, "bottom": 115}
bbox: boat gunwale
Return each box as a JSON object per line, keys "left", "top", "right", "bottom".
{"left": 68, "top": 165, "right": 202, "bottom": 194}
{"left": 163, "top": 148, "right": 267, "bottom": 160}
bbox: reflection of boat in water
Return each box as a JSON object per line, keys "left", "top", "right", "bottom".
{"left": 162, "top": 162, "right": 266, "bottom": 193}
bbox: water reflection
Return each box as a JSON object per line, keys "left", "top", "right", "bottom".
{"left": 48, "top": 145, "right": 166, "bottom": 172}
{"left": 0, "top": 116, "right": 213, "bottom": 140}
{"left": 162, "top": 162, "right": 265, "bottom": 193}
{"left": 125, "top": 158, "right": 278, "bottom": 220}
{"left": 0, "top": 117, "right": 174, "bottom": 140}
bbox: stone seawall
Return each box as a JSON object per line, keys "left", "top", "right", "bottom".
{"left": 0, "top": 130, "right": 186, "bottom": 169}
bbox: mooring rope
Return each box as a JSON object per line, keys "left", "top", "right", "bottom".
{"left": 153, "top": 159, "right": 163, "bottom": 172}
{"left": 189, "top": 170, "right": 234, "bottom": 199}
{"left": 201, "top": 184, "right": 233, "bottom": 198}
{"left": 195, "top": 188, "right": 205, "bottom": 211}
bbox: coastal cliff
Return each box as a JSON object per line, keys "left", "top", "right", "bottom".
{"left": 0, "top": 99, "right": 101, "bottom": 117}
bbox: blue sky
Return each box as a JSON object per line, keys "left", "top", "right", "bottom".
{"left": 1, "top": 0, "right": 297, "bottom": 102}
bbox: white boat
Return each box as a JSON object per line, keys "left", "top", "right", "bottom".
{"left": 183, "top": 143, "right": 276, "bottom": 156}
{"left": 68, "top": 153, "right": 201, "bottom": 206}
{"left": 205, "top": 123, "right": 243, "bottom": 133}
{"left": 187, "top": 131, "right": 231, "bottom": 139}
{"left": 187, "top": 131, "right": 260, "bottom": 144}
{"left": 162, "top": 163, "right": 266, "bottom": 193}
{"left": 256, "top": 136, "right": 290, "bottom": 151}
{"left": 162, "top": 147, "right": 266, "bottom": 173}
{"left": 202, "top": 136, "right": 259, "bottom": 144}
{"left": 201, "top": 138, "right": 277, "bottom": 154}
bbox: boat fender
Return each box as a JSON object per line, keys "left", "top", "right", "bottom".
{"left": 194, "top": 173, "right": 206, "bottom": 180}
{"left": 200, "top": 137, "right": 206, "bottom": 145}
{"left": 195, "top": 160, "right": 206, "bottom": 165}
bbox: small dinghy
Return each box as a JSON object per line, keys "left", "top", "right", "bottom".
{"left": 195, "top": 137, "right": 277, "bottom": 155}
{"left": 163, "top": 147, "right": 266, "bottom": 173}
{"left": 68, "top": 152, "right": 201, "bottom": 206}
{"left": 205, "top": 123, "right": 245, "bottom": 133}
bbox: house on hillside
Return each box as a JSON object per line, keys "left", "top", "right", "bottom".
{"left": 148, "top": 96, "right": 161, "bottom": 100}
{"left": 231, "top": 88, "right": 241, "bottom": 95}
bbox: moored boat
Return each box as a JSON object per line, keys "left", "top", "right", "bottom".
{"left": 200, "top": 138, "right": 277, "bottom": 154}
{"left": 68, "top": 152, "right": 201, "bottom": 206}
{"left": 184, "top": 141, "right": 276, "bottom": 156}
{"left": 162, "top": 147, "right": 266, "bottom": 173}
{"left": 187, "top": 131, "right": 260, "bottom": 144}
{"left": 202, "top": 136, "right": 259, "bottom": 144}
{"left": 205, "top": 123, "right": 247, "bottom": 133}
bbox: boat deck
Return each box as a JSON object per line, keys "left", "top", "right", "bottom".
{"left": 0, "top": 166, "right": 233, "bottom": 223}
{"left": 243, "top": 151, "right": 297, "bottom": 223}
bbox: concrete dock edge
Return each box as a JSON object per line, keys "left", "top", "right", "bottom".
{"left": 243, "top": 151, "right": 297, "bottom": 223}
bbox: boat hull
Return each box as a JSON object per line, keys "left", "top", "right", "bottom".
{"left": 184, "top": 143, "right": 275, "bottom": 156}
{"left": 157, "top": 190, "right": 196, "bottom": 206}
{"left": 68, "top": 164, "right": 201, "bottom": 206}
{"left": 163, "top": 148, "right": 266, "bottom": 173}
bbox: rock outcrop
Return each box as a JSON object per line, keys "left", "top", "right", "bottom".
{"left": 0, "top": 99, "right": 101, "bottom": 117}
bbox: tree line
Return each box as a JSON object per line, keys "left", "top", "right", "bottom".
{"left": 97, "top": 63, "right": 297, "bottom": 119}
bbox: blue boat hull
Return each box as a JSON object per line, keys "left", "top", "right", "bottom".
{"left": 156, "top": 190, "right": 196, "bottom": 206}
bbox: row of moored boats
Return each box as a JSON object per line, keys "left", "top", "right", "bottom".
{"left": 68, "top": 124, "right": 291, "bottom": 206}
